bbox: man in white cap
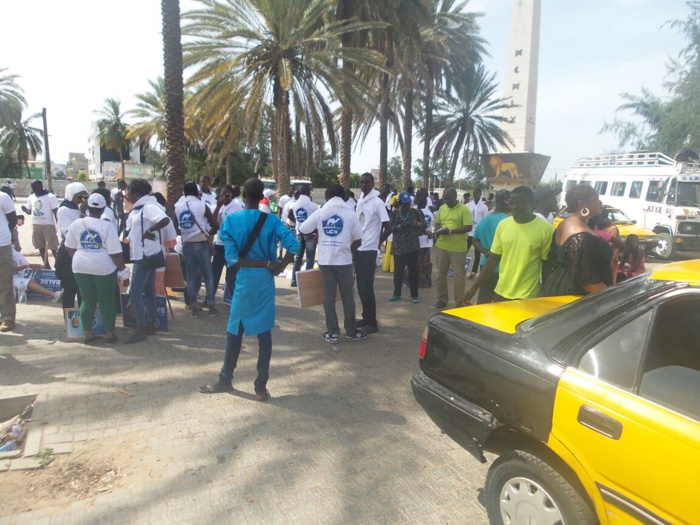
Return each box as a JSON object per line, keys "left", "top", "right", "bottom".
{"left": 55, "top": 182, "right": 89, "bottom": 309}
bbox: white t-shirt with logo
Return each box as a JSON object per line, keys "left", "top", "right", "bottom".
{"left": 299, "top": 197, "right": 362, "bottom": 266}
{"left": 356, "top": 189, "right": 390, "bottom": 252}
{"left": 26, "top": 193, "right": 59, "bottom": 226}
{"left": 215, "top": 199, "right": 243, "bottom": 245}
{"left": 65, "top": 217, "right": 122, "bottom": 275}
{"left": 199, "top": 189, "right": 217, "bottom": 211}
{"left": 419, "top": 206, "right": 436, "bottom": 249}
{"left": 293, "top": 195, "right": 319, "bottom": 233}
{"left": 0, "top": 192, "right": 15, "bottom": 247}
{"left": 126, "top": 196, "right": 169, "bottom": 261}
{"left": 175, "top": 195, "right": 210, "bottom": 242}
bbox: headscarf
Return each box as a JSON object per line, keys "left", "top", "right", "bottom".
{"left": 64, "top": 182, "right": 88, "bottom": 201}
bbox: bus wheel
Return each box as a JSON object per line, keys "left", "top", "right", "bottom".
{"left": 654, "top": 232, "right": 676, "bottom": 260}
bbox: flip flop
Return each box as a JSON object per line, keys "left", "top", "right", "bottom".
{"left": 255, "top": 390, "right": 270, "bottom": 402}
{"left": 84, "top": 336, "right": 103, "bottom": 345}
{"left": 199, "top": 381, "right": 234, "bottom": 394}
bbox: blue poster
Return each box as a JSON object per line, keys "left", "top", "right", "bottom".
{"left": 65, "top": 308, "right": 106, "bottom": 341}
{"left": 120, "top": 294, "right": 169, "bottom": 331}
{"left": 222, "top": 283, "right": 232, "bottom": 305}
{"left": 26, "top": 269, "right": 62, "bottom": 300}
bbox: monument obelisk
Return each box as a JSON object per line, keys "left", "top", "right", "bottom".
{"left": 486, "top": 0, "right": 549, "bottom": 186}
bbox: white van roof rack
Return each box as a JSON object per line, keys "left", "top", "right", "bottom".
{"left": 574, "top": 152, "right": 676, "bottom": 168}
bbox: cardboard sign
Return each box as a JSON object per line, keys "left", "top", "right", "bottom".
{"left": 163, "top": 253, "right": 185, "bottom": 289}
{"left": 25, "top": 269, "right": 62, "bottom": 300}
{"left": 296, "top": 268, "right": 339, "bottom": 308}
{"left": 65, "top": 308, "right": 106, "bottom": 341}
{"left": 120, "top": 294, "right": 169, "bottom": 331}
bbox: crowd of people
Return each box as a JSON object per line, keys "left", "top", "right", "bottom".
{"left": 0, "top": 174, "right": 651, "bottom": 399}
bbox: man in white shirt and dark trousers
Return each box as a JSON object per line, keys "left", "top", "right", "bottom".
{"left": 290, "top": 185, "right": 318, "bottom": 287}
{"left": 466, "top": 187, "right": 488, "bottom": 279}
{"left": 300, "top": 185, "right": 366, "bottom": 343}
{"left": 0, "top": 191, "right": 18, "bottom": 332}
{"left": 22, "top": 180, "right": 59, "bottom": 269}
{"left": 354, "top": 172, "right": 391, "bottom": 333}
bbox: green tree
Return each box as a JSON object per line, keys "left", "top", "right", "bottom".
{"left": 0, "top": 68, "right": 26, "bottom": 130}
{"left": 429, "top": 64, "right": 513, "bottom": 184}
{"left": 94, "top": 98, "right": 130, "bottom": 179}
{"left": 0, "top": 111, "right": 43, "bottom": 178}
{"left": 183, "top": 0, "right": 384, "bottom": 194}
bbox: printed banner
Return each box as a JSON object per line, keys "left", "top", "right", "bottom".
{"left": 65, "top": 308, "right": 106, "bottom": 341}
{"left": 120, "top": 294, "right": 169, "bottom": 331}
{"left": 26, "top": 269, "right": 62, "bottom": 300}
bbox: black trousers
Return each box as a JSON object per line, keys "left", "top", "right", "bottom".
{"left": 467, "top": 236, "right": 482, "bottom": 275}
{"left": 354, "top": 250, "right": 378, "bottom": 326}
{"left": 393, "top": 251, "right": 419, "bottom": 299}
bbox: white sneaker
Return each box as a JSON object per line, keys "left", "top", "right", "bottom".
{"left": 52, "top": 290, "right": 64, "bottom": 304}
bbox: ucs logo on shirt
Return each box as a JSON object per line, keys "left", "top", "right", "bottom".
{"left": 80, "top": 229, "right": 104, "bottom": 251}
{"left": 296, "top": 208, "right": 308, "bottom": 223}
{"left": 423, "top": 213, "right": 432, "bottom": 228}
{"left": 179, "top": 210, "right": 195, "bottom": 229}
{"left": 322, "top": 215, "right": 344, "bottom": 237}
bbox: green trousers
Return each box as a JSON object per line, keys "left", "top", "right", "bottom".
{"left": 74, "top": 272, "right": 118, "bottom": 333}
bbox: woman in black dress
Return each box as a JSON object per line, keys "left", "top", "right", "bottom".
{"left": 542, "top": 184, "right": 613, "bottom": 296}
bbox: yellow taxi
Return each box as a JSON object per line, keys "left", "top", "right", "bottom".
{"left": 412, "top": 260, "right": 700, "bottom": 524}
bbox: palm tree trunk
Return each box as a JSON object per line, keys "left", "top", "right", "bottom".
{"left": 161, "top": 0, "right": 186, "bottom": 217}
{"left": 339, "top": 108, "right": 352, "bottom": 189}
{"left": 379, "top": 73, "right": 390, "bottom": 190}
{"left": 422, "top": 84, "right": 433, "bottom": 190}
{"left": 402, "top": 88, "right": 414, "bottom": 190}
{"left": 273, "top": 80, "right": 291, "bottom": 195}
{"left": 226, "top": 150, "right": 232, "bottom": 185}
{"left": 305, "top": 118, "right": 313, "bottom": 179}
{"left": 448, "top": 128, "right": 466, "bottom": 184}
{"left": 24, "top": 160, "right": 31, "bottom": 179}
{"left": 295, "top": 117, "right": 303, "bottom": 180}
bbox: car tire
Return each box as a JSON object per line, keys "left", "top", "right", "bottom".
{"left": 485, "top": 450, "right": 597, "bottom": 525}
{"left": 654, "top": 232, "right": 675, "bottom": 260}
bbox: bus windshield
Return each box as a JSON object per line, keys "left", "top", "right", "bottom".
{"left": 677, "top": 182, "right": 700, "bottom": 207}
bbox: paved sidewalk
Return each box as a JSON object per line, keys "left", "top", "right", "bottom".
{"left": 1, "top": 214, "right": 489, "bottom": 524}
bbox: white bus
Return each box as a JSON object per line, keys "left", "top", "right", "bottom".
{"left": 564, "top": 152, "right": 700, "bottom": 259}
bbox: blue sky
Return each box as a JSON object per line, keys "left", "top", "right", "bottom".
{"left": 0, "top": 0, "right": 691, "bottom": 183}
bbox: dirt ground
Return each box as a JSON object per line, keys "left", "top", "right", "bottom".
{"left": 4, "top": 431, "right": 159, "bottom": 514}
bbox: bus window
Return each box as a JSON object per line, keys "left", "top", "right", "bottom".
{"left": 666, "top": 178, "right": 677, "bottom": 205}
{"left": 611, "top": 182, "right": 626, "bottom": 196}
{"left": 565, "top": 180, "right": 577, "bottom": 192}
{"left": 646, "top": 179, "right": 666, "bottom": 203}
{"left": 594, "top": 181, "right": 608, "bottom": 195}
{"left": 630, "top": 181, "right": 643, "bottom": 199}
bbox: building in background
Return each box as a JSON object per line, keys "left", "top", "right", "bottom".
{"left": 86, "top": 122, "right": 154, "bottom": 181}
{"left": 67, "top": 153, "right": 88, "bottom": 180}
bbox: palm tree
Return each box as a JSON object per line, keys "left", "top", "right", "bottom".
{"left": 183, "top": 0, "right": 384, "bottom": 194}
{"left": 0, "top": 112, "right": 44, "bottom": 178}
{"left": 161, "top": 0, "right": 187, "bottom": 213}
{"left": 0, "top": 68, "right": 26, "bottom": 130}
{"left": 429, "top": 64, "right": 513, "bottom": 184}
{"left": 94, "top": 98, "right": 130, "bottom": 179}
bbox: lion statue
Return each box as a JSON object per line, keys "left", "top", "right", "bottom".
{"left": 490, "top": 156, "right": 520, "bottom": 179}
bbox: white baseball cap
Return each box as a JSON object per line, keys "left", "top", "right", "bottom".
{"left": 263, "top": 189, "right": 275, "bottom": 198}
{"left": 87, "top": 193, "right": 107, "bottom": 209}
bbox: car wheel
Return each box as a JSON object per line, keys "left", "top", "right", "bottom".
{"left": 485, "top": 450, "right": 597, "bottom": 525}
{"left": 654, "top": 232, "right": 675, "bottom": 260}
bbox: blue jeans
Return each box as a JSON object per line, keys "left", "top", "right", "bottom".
{"left": 130, "top": 260, "right": 156, "bottom": 329}
{"left": 219, "top": 323, "right": 272, "bottom": 394}
{"left": 183, "top": 241, "right": 216, "bottom": 306}
{"left": 291, "top": 233, "right": 317, "bottom": 285}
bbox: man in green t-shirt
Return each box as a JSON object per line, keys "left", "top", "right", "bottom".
{"left": 434, "top": 187, "right": 473, "bottom": 308}
{"left": 464, "top": 186, "right": 553, "bottom": 303}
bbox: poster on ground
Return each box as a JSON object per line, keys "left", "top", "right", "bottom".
{"left": 120, "top": 294, "right": 169, "bottom": 331}
{"left": 25, "top": 269, "right": 62, "bottom": 300}
{"left": 64, "top": 308, "right": 106, "bottom": 341}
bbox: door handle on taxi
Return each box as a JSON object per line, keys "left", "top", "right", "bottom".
{"left": 577, "top": 406, "right": 622, "bottom": 440}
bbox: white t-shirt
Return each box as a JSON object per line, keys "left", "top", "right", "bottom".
{"left": 102, "top": 206, "right": 119, "bottom": 230}
{"left": 356, "top": 189, "right": 390, "bottom": 252}
{"left": 126, "top": 196, "right": 169, "bottom": 261}
{"left": 534, "top": 212, "right": 554, "bottom": 225}
{"left": 467, "top": 199, "right": 489, "bottom": 237}
{"left": 215, "top": 199, "right": 243, "bottom": 245}
{"left": 110, "top": 187, "right": 120, "bottom": 201}
{"left": 277, "top": 194, "right": 293, "bottom": 215}
{"left": 57, "top": 205, "right": 81, "bottom": 239}
{"left": 419, "top": 206, "right": 436, "bottom": 249}
{"left": 65, "top": 217, "right": 122, "bottom": 275}
{"left": 26, "top": 193, "right": 59, "bottom": 226}
{"left": 175, "top": 195, "right": 210, "bottom": 242}
{"left": 199, "top": 189, "right": 217, "bottom": 211}
{"left": 299, "top": 197, "right": 363, "bottom": 266}
{"left": 12, "top": 247, "right": 28, "bottom": 275}
{"left": 282, "top": 198, "right": 296, "bottom": 227}
{"left": 0, "top": 192, "right": 15, "bottom": 247}
{"left": 293, "top": 195, "right": 319, "bottom": 233}
{"left": 345, "top": 198, "right": 356, "bottom": 212}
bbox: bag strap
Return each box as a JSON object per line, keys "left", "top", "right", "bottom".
{"left": 185, "top": 201, "right": 210, "bottom": 237}
{"left": 240, "top": 212, "right": 268, "bottom": 259}
{"left": 140, "top": 207, "right": 161, "bottom": 248}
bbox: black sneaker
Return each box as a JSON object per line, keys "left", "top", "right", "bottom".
{"left": 145, "top": 323, "right": 157, "bottom": 335}
{"left": 208, "top": 306, "right": 219, "bottom": 317}
{"left": 191, "top": 306, "right": 199, "bottom": 318}
{"left": 346, "top": 331, "right": 367, "bottom": 341}
{"left": 123, "top": 330, "right": 147, "bottom": 345}
{"left": 362, "top": 324, "right": 379, "bottom": 335}
{"left": 323, "top": 332, "right": 339, "bottom": 344}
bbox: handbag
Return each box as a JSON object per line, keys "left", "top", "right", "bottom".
{"left": 140, "top": 208, "right": 166, "bottom": 271}
{"left": 225, "top": 212, "right": 268, "bottom": 293}
{"left": 186, "top": 202, "right": 217, "bottom": 256}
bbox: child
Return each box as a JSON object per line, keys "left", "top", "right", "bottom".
{"left": 12, "top": 248, "right": 63, "bottom": 303}
{"left": 619, "top": 234, "right": 646, "bottom": 280}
